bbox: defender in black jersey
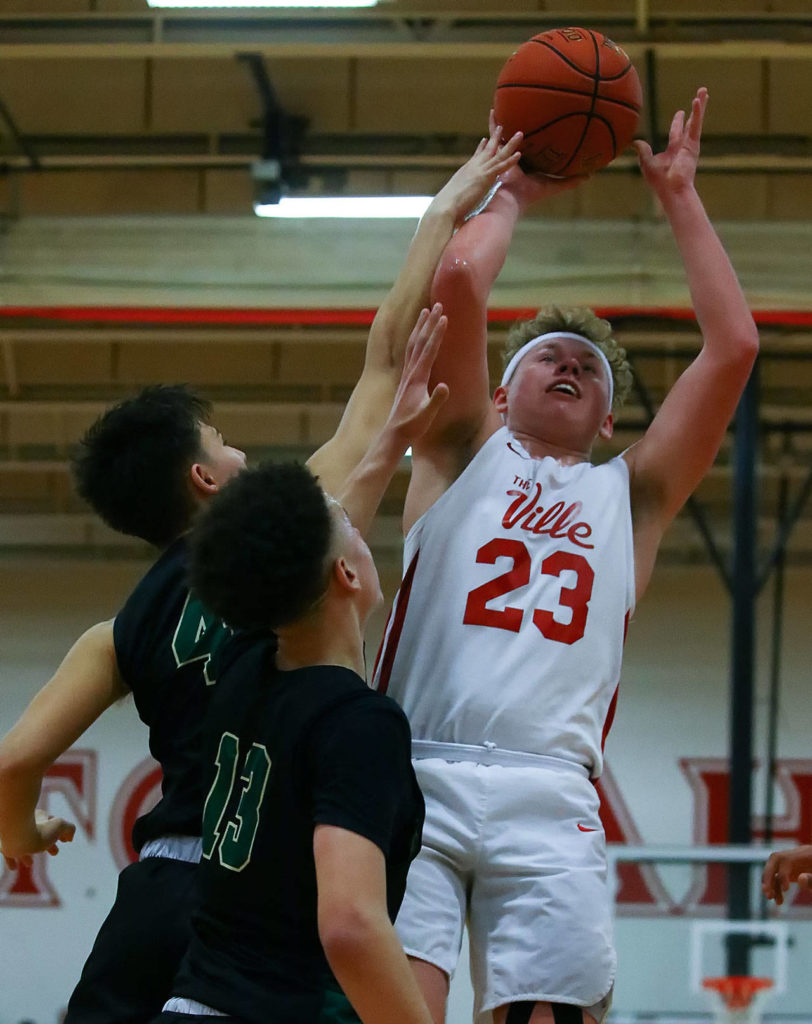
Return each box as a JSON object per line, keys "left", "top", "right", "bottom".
{"left": 169, "top": 633, "right": 424, "bottom": 1024}
{"left": 159, "top": 382, "right": 446, "bottom": 1024}
{"left": 0, "top": 129, "right": 521, "bottom": 1024}
{"left": 161, "top": 306, "right": 451, "bottom": 1024}
{"left": 0, "top": 386, "right": 246, "bottom": 1024}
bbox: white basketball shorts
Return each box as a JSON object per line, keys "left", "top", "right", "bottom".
{"left": 395, "top": 754, "right": 615, "bottom": 1023}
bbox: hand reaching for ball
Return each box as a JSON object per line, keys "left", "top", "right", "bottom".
{"left": 489, "top": 110, "right": 589, "bottom": 208}
{"left": 431, "top": 120, "right": 524, "bottom": 226}
{"left": 635, "top": 87, "right": 708, "bottom": 201}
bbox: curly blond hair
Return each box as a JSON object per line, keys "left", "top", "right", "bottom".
{"left": 502, "top": 305, "right": 633, "bottom": 409}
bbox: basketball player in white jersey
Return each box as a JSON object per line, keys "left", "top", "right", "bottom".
{"left": 373, "top": 89, "right": 759, "bottom": 1024}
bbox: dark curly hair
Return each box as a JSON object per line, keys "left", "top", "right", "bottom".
{"left": 72, "top": 385, "right": 211, "bottom": 547}
{"left": 503, "top": 305, "right": 633, "bottom": 409}
{"left": 189, "top": 461, "right": 334, "bottom": 632}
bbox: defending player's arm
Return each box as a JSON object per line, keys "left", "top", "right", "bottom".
{"left": 625, "top": 89, "right": 759, "bottom": 585}
{"left": 762, "top": 845, "right": 812, "bottom": 905}
{"left": 332, "top": 304, "right": 448, "bottom": 537}
{"left": 0, "top": 620, "right": 127, "bottom": 868}
{"left": 308, "top": 126, "right": 522, "bottom": 498}
{"left": 315, "top": 825, "right": 433, "bottom": 1024}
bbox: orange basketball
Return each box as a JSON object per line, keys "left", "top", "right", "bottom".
{"left": 493, "top": 26, "right": 643, "bottom": 178}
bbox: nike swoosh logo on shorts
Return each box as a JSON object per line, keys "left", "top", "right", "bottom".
{"left": 577, "top": 824, "right": 599, "bottom": 832}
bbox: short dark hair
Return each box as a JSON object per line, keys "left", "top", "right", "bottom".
{"left": 189, "top": 461, "right": 333, "bottom": 632}
{"left": 72, "top": 385, "right": 211, "bottom": 547}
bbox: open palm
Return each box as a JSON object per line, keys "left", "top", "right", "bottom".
{"left": 635, "top": 87, "right": 708, "bottom": 197}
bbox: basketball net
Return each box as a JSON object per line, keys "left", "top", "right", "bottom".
{"left": 702, "top": 977, "right": 774, "bottom": 1024}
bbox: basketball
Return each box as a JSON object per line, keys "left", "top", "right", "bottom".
{"left": 493, "top": 26, "right": 643, "bottom": 178}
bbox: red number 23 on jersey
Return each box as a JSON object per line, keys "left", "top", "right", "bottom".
{"left": 462, "top": 538, "right": 594, "bottom": 645}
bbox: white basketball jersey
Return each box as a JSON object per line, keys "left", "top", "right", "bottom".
{"left": 374, "top": 426, "right": 635, "bottom": 777}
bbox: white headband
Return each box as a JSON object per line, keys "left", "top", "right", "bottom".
{"left": 500, "top": 331, "right": 614, "bottom": 408}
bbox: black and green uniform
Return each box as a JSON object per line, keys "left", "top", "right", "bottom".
{"left": 163, "top": 630, "right": 424, "bottom": 1024}
{"left": 65, "top": 537, "right": 237, "bottom": 1024}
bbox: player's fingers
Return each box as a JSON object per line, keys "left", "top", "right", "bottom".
{"left": 419, "top": 302, "right": 444, "bottom": 340}
{"left": 403, "top": 307, "right": 431, "bottom": 365}
{"left": 777, "top": 867, "right": 793, "bottom": 895}
{"left": 488, "top": 107, "right": 497, "bottom": 136}
{"left": 799, "top": 872, "right": 812, "bottom": 889}
{"left": 409, "top": 305, "right": 444, "bottom": 365}
{"left": 490, "top": 152, "right": 522, "bottom": 183}
{"left": 481, "top": 133, "right": 499, "bottom": 159}
{"left": 58, "top": 822, "right": 76, "bottom": 843}
{"left": 414, "top": 313, "right": 448, "bottom": 371}
{"left": 686, "top": 88, "right": 708, "bottom": 143}
{"left": 497, "top": 151, "right": 523, "bottom": 177}
{"left": 762, "top": 854, "right": 780, "bottom": 886}
{"left": 667, "top": 109, "right": 685, "bottom": 150}
{"left": 633, "top": 139, "right": 653, "bottom": 163}
{"left": 419, "top": 382, "right": 450, "bottom": 425}
{"left": 409, "top": 306, "right": 431, "bottom": 341}
{"left": 494, "top": 150, "right": 522, "bottom": 174}
{"left": 482, "top": 124, "right": 506, "bottom": 160}
{"left": 495, "top": 131, "right": 523, "bottom": 161}
{"left": 761, "top": 862, "right": 778, "bottom": 897}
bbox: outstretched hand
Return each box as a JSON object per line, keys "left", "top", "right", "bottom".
{"left": 1, "top": 808, "right": 76, "bottom": 870}
{"left": 333, "top": 304, "right": 449, "bottom": 537}
{"left": 762, "top": 845, "right": 812, "bottom": 905}
{"left": 386, "top": 303, "right": 449, "bottom": 447}
{"left": 635, "top": 87, "right": 708, "bottom": 200}
{"left": 490, "top": 108, "right": 589, "bottom": 209}
{"left": 432, "top": 121, "right": 523, "bottom": 226}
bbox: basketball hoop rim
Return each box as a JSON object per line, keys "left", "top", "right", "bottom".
{"left": 702, "top": 976, "right": 774, "bottom": 1011}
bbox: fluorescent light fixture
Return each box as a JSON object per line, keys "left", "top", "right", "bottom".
{"left": 254, "top": 196, "right": 432, "bottom": 219}
{"left": 148, "top": 1, "right": 379, "bottom": 7}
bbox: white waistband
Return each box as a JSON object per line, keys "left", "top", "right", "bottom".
{"left": 139, "top": 835, "right": 203, "bottom": 864}
{"left": 163, "top": 996, "right": 228, "bottom": 1016}
{"left": 411, "top": 739, "right": 589, "bottom": 775}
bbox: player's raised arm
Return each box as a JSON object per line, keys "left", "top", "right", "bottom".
{"left": 308, "top": 127, "right": 522, "bottom": 497}
{"left": 402, "top": 131, "right": 585, "bottom": 530}
{"left": 625, "top": 89, "right": 759, "bottom": 577}
{"left": 332, "top": 304, "right": 448, "bottom": 537}
{"left": 0, "top": 620, "right": 126, "bottom": 868}
{"left": 427, "top": 168, "right": 585, "bottom": 445}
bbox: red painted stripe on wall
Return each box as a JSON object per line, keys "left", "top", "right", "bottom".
{"left": 2, "top": 306, "right": 811, "bottom": 327}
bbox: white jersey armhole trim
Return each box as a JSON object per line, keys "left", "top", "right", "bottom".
{"left": 608, "top": 451, "right": 636, "bottom": 618}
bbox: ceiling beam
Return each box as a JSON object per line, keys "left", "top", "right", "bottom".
{"left": 0, "top": 11, "right": 811, "bottom": 60}
{"left": 3, "top": 152, "right": 812, "bottom": 174}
